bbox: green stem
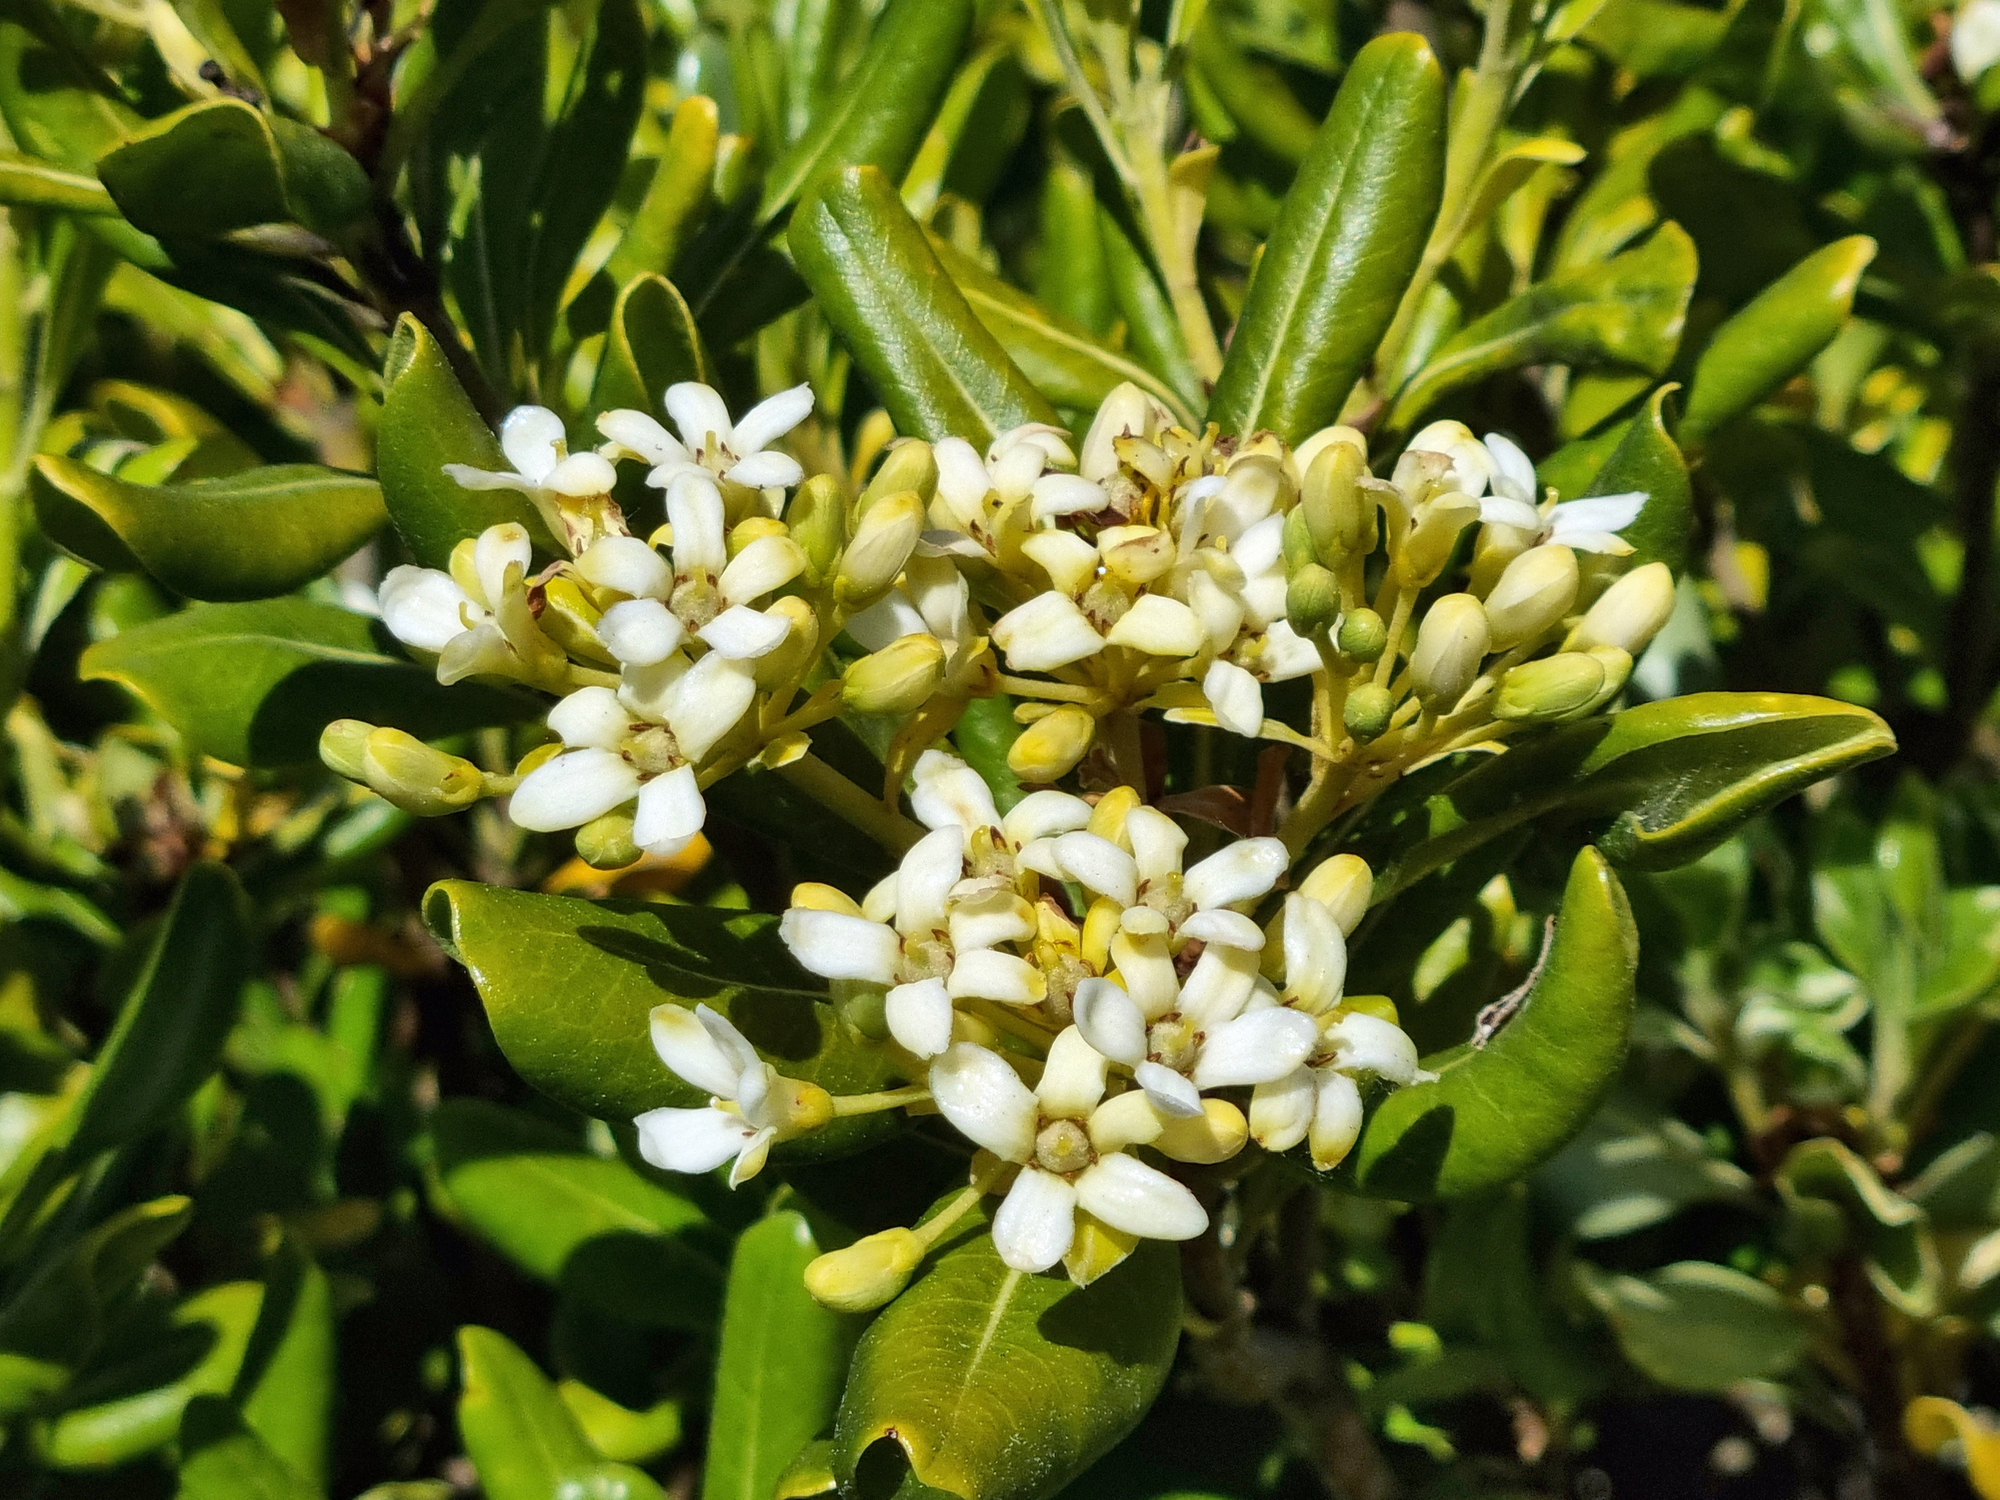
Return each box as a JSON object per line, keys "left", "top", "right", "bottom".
{"left": 831, "top": 1085, "right": 932, "bottom": 1116}
{"left": 777, "top": 754, "right": 927, "bottom": 854}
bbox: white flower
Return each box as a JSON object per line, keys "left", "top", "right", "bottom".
{"left": 930, "top": 1033, "right": 1206, "bottom": 1272}
{"left": 922, "top": 424, "right": 1078, "bottom": 560}
{"left": 444, "top": 406, "right": 619, "bottom": 505}
{"left": 378, "top": 524, "right": 562, "bottom": 687}
{"left": 634, "top": 1003, "right": 829, "bottom": 1186}
{"left": 598, "top": 382, "right": 814, "bottom": 491}
{"left": 1466, "top": 432, "right": 1645, "bottom": 555}
{"left": 1956, "top": 0, "right": 2000, "bottom": 79}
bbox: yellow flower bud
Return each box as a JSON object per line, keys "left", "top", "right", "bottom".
{"left": 360, "top": 727, "right": 486, "bottom": 816}
{"left": 861, "top": 439, "right": 937, "bottom": 511}
{"left": 1299, "top": 853, "right": 1373, "bottom": 935}
{"left": 729, "top": 516, "right": 789, "bottom": 555}
{"left": 1286, "top": 563, "right": 1341, "bottom": 638}
{"left": 833, "top": 491, "right": 924, "bottom": 611}
{"left": 1483, "top": 544, "right": 1580, "bottom": 650}
{"left": 842, "top": 633, "right": 947, "bottom": 715}
{"left": 1566, "top": 562, "right": 1675, "bottom": 654}
{"left": 1302, "top": 439, "right": 1372, "bottom": 561}
{"left": 804, "top": 1228, "right": 923, "bottom": 1312}
{"left": 320, "top": 719, "right": 373, "bottom": 781}
{"left": 752, "top": 596, "right": 821, "bottom": 689}
{"left": 1337, "top": 608, "right": 1387, "bottom": 663}
{"left": 576, "top": 810, "right": 640, "bottom": 869}
{"left": 1007, "top": 704, "right": 1097, "bottom": 783}
{"left": 1344, "top": 683, "right": 1394, "bottom": 742}
{"left": 1154, "top": 1099, "right": 1249, "bottom": 1164}
{"left": 785, "top": 473, "right": 847, "bottom": 582}
{"left": 1409, "top": 594, "right": 1490, "bottom": 711}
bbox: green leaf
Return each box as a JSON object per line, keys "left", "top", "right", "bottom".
{"left": 790, "top": 165, "right": 1059, "bottom": 446}
{"left": 1584, "top": 385, "right": 1691, "bottom": 571}
{"left": 775, "top": 1438, "right": 839, "bottom": 1498}
{"left": 96, "top": 99, "right": 367, "bottom": 239}
{"left": 603, "top": 97, "right": 718, "bottom": 290}
{"left": 1035, "top": 158, "right": 1113, "bottom": 338}
{"left": 1345, "top": 847, "right": 1636, "bottom": 1200}
{"left": 832, "top": 1199, "right": 1181, "bottom": 1500}
{"left": 421, "top": 883, "right": 901, "bottom": 1154}
{"left": 588, "top": 275, "right": 709, "bottom": 420}
{"left": 927, "top": 234, "right": 1196, "bottom": 426}
{"left": 1777, "top": 1138, "right": 1939, "bottom": 1316}
{"left": 1096, "top": 207, "right": 1203, "bottom": 416}
{"left": 80, "top": 598, "right": 537, "bottom": 767}
{"left": 1534, "top": 1101, "right": 1755, "bottom": 1239}
{"left": 1579, "top": 0, "right": 1748, "bottom": 78}
{"left": 1679, "top": 236, "right": 1878, "bottom": 449}
{"left": 456, "top": 1327, "right": 668, "bottom": 1500}
{"left": 431, "top": 1098, "right": 723, "bottom": 1330}
{"left": 235, "top": 1245, "right": 335, "bottom": 1489}
{"left": 175, "top": 1396, "right": 320, "bottom": 1500}
{"left": 32, "top": 457, "right": 384, "bottom": 602}
{"left": 1579, "top": 1261, "right": 1810, "bottom": 1391}
{"left": 758, "top": 0, "right": 975, "bottom": 225}
{"left": 378, "top": 314, "right": 555, "bottom": 568}
{"left": 1361, "top": 693, "right": 1897, "bottom": 900}
{"left": 1385, "top": 223, "right": 1697, "bottom": 433}
{"left": 0, "top": 151, "right": 114, "bottom": 212}
{"left": 558, "top": 1382, "right": 682, "bottom": 1465}
{"left": 1207, "top": 33, "right": 1446, "bottom": 445}
{"left": 1186, "top": 13, "right": 1321, "bottom": 164}
{"left": 705, "top": 1212, "right": 851, "bottom": 1500}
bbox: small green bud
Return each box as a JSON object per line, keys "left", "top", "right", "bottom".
{"left": 842, "top": 633, "right": 947, "bottom": 715}
{"left": 1286, "top": 563, "right": 1341, "bottom": 638}
{"left": 1007, "top": 705, "right": 1098, "bottom": 783}
{"left": 1343, "top": 683, "right": 1394, "bottom": 742}
{"left": 860, "top": 439, "right": 937, "bottom": 512}
{"left": 1336, "top": 607, "right": 1387, "bottom": 663}
{"left": 360, "top": 727, "right": 485, "bottom": 816}
{"left": 1409, "top": 594, "right": 1490, "bottom": 711}
{"left": 804, "top": 1228, "right": 923, "bottom": 1312}
{"left": 833, "top": 490, "right": 924, "bottom": 611}
{"left": 786, "top": 473, "right": 848, "bottom": 582}
{"left": 320, "top": 719, "right": 374, "bottom": 781}
{"left": 1281, "top": 506, "right": 1316, "bottom": 573}
{"left": 1302, "top": 440, "right": 1372, "bottom": 560}
{"left": 577, "top": 810, "right": 641, "bottom": 869}
{"left": 835, "top": 980, "right": 890, "bottom": 1040}
{"left": 1494, "top": 652, "right": 1607, "bottom": 722}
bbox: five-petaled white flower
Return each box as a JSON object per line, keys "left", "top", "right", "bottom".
{"left": 1412, "top": 423, "right": 1647, "bottom": 556}
{"left": 599, "top": 382, "right": 814, "bottom": 493}
{"left": 378, "top": 523, "right": 560, "bottom": 686}
{"left": 635, "top": 1003, "right": 829, "bottom": 1186}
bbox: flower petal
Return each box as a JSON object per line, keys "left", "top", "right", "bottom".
{"left": 663, "top": 651, "right": 756, "bottom": 762}
{"left": 697, "top": 603, "right": 790, "bottom": 659}
{"left": 1326, "top": 1012, "right": 1424, "bottom": 1085}
{"left": 598, "top": 597, "right": 687, "bottom": 665}
{"left": 473, "top": 524, "right": 533, "bottom": 610}
{"left": 1548, "top": 492, "right": 1646, "bottom": 538}
{"left": 1281, "top": 894, "right": 1348, "bottom": 1013}
{"left": 725, "top": 451, "right": 804, "bottom": 490}
{"left": 1029, "top": 472, "right": 1109, "bottom": 522}
{"left": 1178, "top": 908, "right": 1265, "bottom": 951}
{"left": 1177, "top": 943, "right": 1260, "bottom": 1029}
{"left": 648, "top": 1003, "right": 740, "bottom": 1096}
{"left": 929, "top": 1042, "right": 1038, "bottom": 1162}
{"left": 633, "top": 764, "right": 705, "bottom": 853}
{"left": 999, "top": 790, "right": 1093, "bottom": 847}
{"left": 990, "top": 593, "right": 1105, "bottom": 672}
{"left": 1477, "top": 495, "right": 1543, "bottom": 531}
{"left": 1072, "top": 977, "right": 1146, "bottom": 1066}
{"left": 548, "top": 452, "right": 618, "bottom": 496}
{"left": 895, "top": 825, "right": 965, "bottom": 935}
{"left": 500, "top": 405, "right": 566, "bottom": 483}
{"left": 1050, "top": 830, "right": 1139, "bottom": 907}
{"left": 911, "top": 750, "right": 1000, "bottom": 838}
{"left": 665, "top": 471, "right": 728, "bottom": 577}
{"left": 1135, "top": 1061, "right": 1203, "bottom": 1118}
{"left": 886, "top": 978, "right": 953, "bottom": 1058}
{"left": 1106, "top": 594, "right": 1206, "bottom": 656}
{"left": 548, "top": 685, "right": 629, "bottom": 750}
{"left": 1191, "top": 1008, "right": 1318, "bottom": 1089}
{"left": 992, "top": 1167, "right": 1077, "bottom": 1273}
{"left": 1121, "top": 806, "right": 1187, "bottom": 886}
{"left": 1482, "top": 431, "right": 1538, "bottom": 503}
{"left": 597, "top": 408, "right": 687, "bottom": 466}
{"left": 634, "top": 1105, "right": 755, "bottom": 1174}
{"left": 1309, "top": 1070, "right": 1364, "bottom": 1171}
{"left": 577, "top": 535, "right": 672, "bottom": 600}
{"left": 1183, "top": 836, "right": 1289, "bottom": 911}
{"left": 719, "top": 535, "right": 807, "bottom": 605}
{"left": 778, "top": 908, "right": 900, "bottom": 983}
{"left": 665, "top": 382, "right": 734, "bottom": 453}
{"left": 1250, "top": 1066, "right": 1315, "bottom": 1153}
{"left": 946, "top": 949, "right": 1045, "bottom": 1006}
{"left": 380, "top": 566, "right": 473, "bottom": 651}
{"left": 730, "top": 383, "right": 815, "bottom": 454}
{"left": 1074, "top": 1153, "right": 1207, "bottom": 1241}
{"left": 1037, "top": 1026, "right": 1109, "bottom": 1118}
{"left": 509, "top": 748, "right": 640, "bottom": 830}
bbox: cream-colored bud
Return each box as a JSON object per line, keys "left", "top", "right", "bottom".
{"left": 1344, "top": 683, "right": 1393, "bottom": 742}
{"left": 786, "top": 473, "right": 847, "bottom": 582}
{"left": 1409, "top": 594, "right": 1490, "bottom": 711}
{"left": 1080, "top": 383, "right": 1167, "bottom": 481}
{"left": 804, "top": 1228, "right": 923, "bottom": 1312}
{"left": 1302, "top": 440, "right": 1372, "bottom": 561}
{"left": 1007, "top": 704, "right": 1097, "bottom": 783}
{"left": 1483, "top": 544, "right": 1580, "bottom": 650}
{"left": 1494, "top": 652, "right": 1607, "bottom": 722}
{"left": 577, "top": 809, "right": 640, "bottom": 869}
{"left": 1566, "top": 562, "right": 1674, "bottom": 654}
{"left": 861, "top": 440, "right": 937, "bottom": 512}
{"left": 1299, "top": 853, "right": 1373, "bottom": 935}
{"left": 842, "top": 633, "right": 947, "bottom": 715}
{"left": 360, "top": 727, "right": 485, "bottom": 816}
{"left": 1337, "top": 608, "right": 1387, "bottom": 663}
{"left": 753, "top": 597, "right": 821, "bottom": 689}
{"left": 1292, "top": 424, "right": 1368, "bottom": 481}
{"left": 320, "top": 719, "right": 373, "bottom": 781}
{"left": 1395, "top": 493, "right": 1481, "bottom": 587}
{"left": 833, "top": 490, "right": 924, "bottom": 610}
{"left": 1286, "top": 564, "right": 1341, "bottom": 638}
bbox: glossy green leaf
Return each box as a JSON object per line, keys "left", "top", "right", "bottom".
{"left": 33, "top": 457, "right": 383, "bottom": 602}
{"left": 1345, "top": 848, "right": 1636, "bottom": 1200}
{"left": 378, "top": 314, "right": 554, "bottom": 568}
{"left": 559, "top": 1382, "right": 682, "bottom": 1465}
{"left": 588, "top": 274, "right": 709, "bottom": 420}
{"left": 1579, "top": 0, "right": 1747, "bottom": 78}
{"left": 0, "top": 152, "right": 114, "bottom": 212}
{"left": 236, "top": 1245, "right": 335, "bottom": 1489}
{"left": 901, "top": 45, "right": 1030, "bottom": 217}
{"left": 790, "top": 165, "right": 1059, "bottom": 446}
{"left": 0, "top": 24, "right": 138, "bottom": 174}
{"left": 775, "top": 1439, "right": 839, "bottom": 1498}
{"left": 175, "top": 1396, "right": 320, "bottom": 1500}
{"left": 1535, "top": 1102, "right": 1755, "bottom": 1239}
{"left": 1579, "top": 1261, "right": 1809, "bottom": 1391}
{"left": 1097, "top": 207, "right": 1203, "bottom": 415}
{"left": 456, "top": 1327, "right": 668, "bottom": 1500}
{"left": 431, "top": 1098, "right": 723, "bottom": 1330}
{"left": 1584, "top": 385, "right": 1691, "bottom": 571}
{"left": 833, "top": 1200, "right": 1181, "bottom": 1500}
{"left": 80, "top": 599, "right": 537, "bottom": 767}
{"left": 1777, "top": 1138, "right": 1939, "bottom": 1316}
{"left": 705, "top": 1212, "right": 850, "bottom": 1500}
{"left": 758, "top": 0, "right": 975, "bottom": 224}
{"left": 1035, "top": 158, "right": 1113, "bottom": 338}
{"left": 1680, "top": 236, "right": 1878, "bottom": 449}
{"left": 1186, "top": 14, "right": 1320, "bottom": 163}
{"left": 422, "top": 882, "right": 901, "bottom": 1154}
{"left": 604, "top": 96, "right": 718, "bottom": 289}
{"left": 1385, "top": 223, "right": 1697, "bottom": 433}
{"left": 1207, "top": 33, "right": 1445, "bottom": 444}
{"left": 1362, "top": 693, "right": 1896, "bottom": 900}
{"left": 96, "top": 99, "right": 367, "bottom": 239}
{"left": 927, "top": 234, "right": 1195, "bottom": 425}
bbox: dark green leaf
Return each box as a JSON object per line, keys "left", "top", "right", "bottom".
{"left": 790, "top": 165, "right": 1059, "bottom": 446}
{"left": 1207, "top": 33, "right": 1446, "bottom": 444}
{"left": 175, "top": 1395, "right": 320, "bottom": 1500}
{"left": 832, "top": 1200, "right": 1181, "bottom": 1500}
{"left": 33, "top": 457, "right": 384, "bottom": 601}
{"left": 421, "top": 882, "right": 901, "bottom": 1155}
{"left": 1579, "top": 1261, "right": 1809, "bottom": 1391}
{"left": 604, "top": 96, "right": 718, "bottom": 289}
{"left": 0, "top": 151, "right": 114, "bottom": 212}
{"left": 705, "top": 1212, "right": 851, "bottom": 1500}
{"left": 588, "top": 275, "right": 709, "bottom": 419}
{"left": 1097, "top": 207, "right": 1203, "bottom": 415}
{"left": 235, "top": 1244, "right": 335, "bottom": 1489}
{"left": 1585, "top": 385, "right": 1690, "bottom": 571}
